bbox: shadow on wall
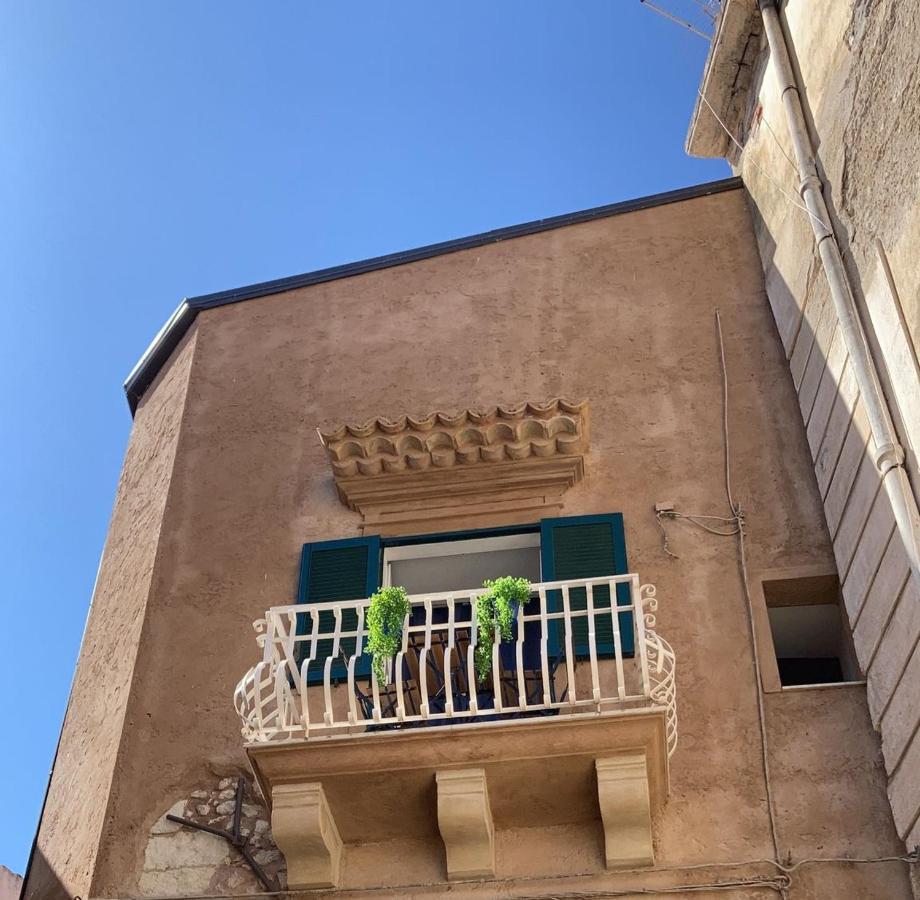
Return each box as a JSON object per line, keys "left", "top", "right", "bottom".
{"left": 17, "top": 853, "right": 71, "bottom": 900}
{"left": 0, "top": 867, "right": 22, "bottom": 900}
{"left": 14, "top": 188, "right": 899, "bottom": 900}
{"left": 741, "top": 13, "right": 908, "bottom": 474}
{"left": 745, "top": 183, "right": 877, "bottom": 512}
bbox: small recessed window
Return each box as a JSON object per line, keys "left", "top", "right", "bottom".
{"left": 763, "top": 574, "right": 860, "bottom": 688}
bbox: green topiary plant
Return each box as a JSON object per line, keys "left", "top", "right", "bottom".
{"left": 365, "top": 585, "right": 411, "bottom": 685}
{"left": 474, "top": 576, "right": 531, "bottom": 684}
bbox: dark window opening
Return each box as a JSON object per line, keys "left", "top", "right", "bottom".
{"left": 776, "top": 656, "right": 844, "bottom": 687}
{"left": 763, "top": 573, "right": 860, "bottom": 688}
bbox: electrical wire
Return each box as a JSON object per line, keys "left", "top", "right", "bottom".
{"left": 650, "top": 311, "right": 920, "bottom": 897}
{"left": 142, "top": 315, "right": 920, "bottom": 900}
{"left": 655, "top": 312, "right": 782, "bottom": 866}
{"left": 716, "top": 310, "right": 739, "bottom": 516}
{"left": 655, "top": 511, "right": 680, "bottom": 559}
{"left": 512, "top": 878, "right": 792, "bottom": 897}
{"left": 133, "top": 849, "right": 920, "bottom": 900}
{"left": 639, "top": 0, "right": 711, "bottom": 40}
{"left": 661, "top": 511, "right": 740, "bottom": 536}
{"left": 734, "top": 486, "right": 782, "bottom": 865}
{"left": 650, "top": 313, "right": 920, "bottom": 890}
{"left": 759, "top": 113, "right": 799, "bottom": 175}
{"left": 777, "top": 852, "right": 919, "bottom": 874}
{"left": 718, "top": 310, "right": 781, "bottom": 861}
{"left": 690, "top": 0, "right": 722, "bottom": 21}
{"left": 695, "top": 89, "right": 832, "bottom": 234}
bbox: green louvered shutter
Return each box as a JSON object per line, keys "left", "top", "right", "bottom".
{"left": 540, "top": 514, "right": 633, "bottom": 658}
{"left": 296, "top": 536, "right": 380, "bottom": 684}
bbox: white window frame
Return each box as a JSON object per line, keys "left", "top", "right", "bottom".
{"left": 382, "top": 532, "right": 541, "bottom": 589}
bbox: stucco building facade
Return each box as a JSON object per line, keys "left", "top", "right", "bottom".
{"left": 0, "top": 868, "right": 22, "bottom": 900}
{"left": 687, "top": 0, "right": 920, "bottom": 881}
{"left": 20, "top": 176, "right": 917, "bottom": 899}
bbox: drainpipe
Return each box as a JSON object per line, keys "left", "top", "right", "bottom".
{"left": 757, "top": 0, "right": 920, "bottom": 584}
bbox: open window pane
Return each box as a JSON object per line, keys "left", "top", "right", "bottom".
{"left": 767, "top": 604, "right": 845, "bottom": 686}
{"left": 384, "top": 534, "right": 541, "bottom": 593}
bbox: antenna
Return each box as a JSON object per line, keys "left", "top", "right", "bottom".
{"left": 689, "top": 0, "right": 722, "bottom": 20}
{"left": 639, "top": 0, "right": 715, "bottom": 40}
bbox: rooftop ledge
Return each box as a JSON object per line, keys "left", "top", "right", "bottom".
{"left": 686, "top": 0, "right": 761, "bottom": 159}
{"left": 235, "top": 575, "right": 676, "bottom": 887}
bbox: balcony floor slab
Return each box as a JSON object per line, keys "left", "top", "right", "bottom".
{"left": 247, "top": 708, "right": 668, "bottom": 845}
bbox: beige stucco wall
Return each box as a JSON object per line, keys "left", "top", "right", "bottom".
{"left": 23, "top": 328, "right": 198, "bottom": 900}
{"left": 0, "top": 867, "right": 22, "bottom": 900}
{"left": 26, "top": 186, "right": 913, "bottom": 898}
{"left": 693, "top": 0, "right": 920, "bottom": 856}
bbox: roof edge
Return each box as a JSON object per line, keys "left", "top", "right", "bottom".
{"left": 686, "top": 0, "right": 761, "bottom": 158}
{"left": 124, "top": 176, "right": 743, "bottom": 414}
{"left": 125, "top": 300, "right": 196, "bottom": 413}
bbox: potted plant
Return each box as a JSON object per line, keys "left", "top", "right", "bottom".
{"left": 365, "top": 585, "right": 410, "bottom": 685}
{"left": 474, "top": 576, "right": 531, "bottom": 683}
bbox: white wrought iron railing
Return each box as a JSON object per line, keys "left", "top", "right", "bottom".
{"left": 234, "top": 575, "right": 676, "bottom": 755}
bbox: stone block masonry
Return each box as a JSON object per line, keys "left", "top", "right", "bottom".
{"left": 139, "top": 776, "right": 286, "bottom": 897}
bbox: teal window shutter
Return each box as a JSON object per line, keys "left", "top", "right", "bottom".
{"left": 539, "top": 514, "right": 633, "bottom": 658}
{"left": 296, "top": 535, "right": 380, "bottom": 685}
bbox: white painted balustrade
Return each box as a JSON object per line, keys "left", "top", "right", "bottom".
{"left": 234, "top": 575, "right": 676, "bottom": 755}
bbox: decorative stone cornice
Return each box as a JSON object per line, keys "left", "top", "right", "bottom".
{"left": 319, "top": 399, "right": 589, "bottom": 534}
{"left": 320, "top": 398, "right": 588, "bottom": 476}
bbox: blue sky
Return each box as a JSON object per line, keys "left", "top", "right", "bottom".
{"left": 0, "top": 1, "right": 725, "bottom": 874}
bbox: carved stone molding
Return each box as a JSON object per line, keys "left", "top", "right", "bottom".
{"left": 319, "top": 399, "right": 589, "bottom": 534}
{"left": 435, "top": 768, "right": 495, "bottom": 880}
{"left": 271, "top": 782, "right": 342, "bottom": 889}
{"left": 595, "top": 752, "right": 654, "bottom": 869}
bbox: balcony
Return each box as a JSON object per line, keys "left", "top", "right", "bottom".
{"left": 234, "top": 575, "right": 676, "bottom": 888}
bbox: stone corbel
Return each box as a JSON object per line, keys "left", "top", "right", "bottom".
{"left": 271, "top": 782, "right": 343, "bottom": 889}
{"left": 595, "top": 752, "right": 654, "bottom": 869}
{"left": 435, "top": 768, "right": 495, "bottom": 880}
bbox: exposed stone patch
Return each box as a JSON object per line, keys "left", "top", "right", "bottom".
{"left": 139, "top": 776, "right": 286, "bottom": 896}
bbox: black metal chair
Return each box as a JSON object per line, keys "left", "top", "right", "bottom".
{"left": 339, "top": 649, "right": 420, "bottom": 730}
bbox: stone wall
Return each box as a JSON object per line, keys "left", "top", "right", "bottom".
{"left": 688, "top": 0, "right": 920, "bottom": 855}
{"left": 139, "top": 776, "right": 284, "bottom": 896}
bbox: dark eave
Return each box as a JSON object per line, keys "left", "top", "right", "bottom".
{"left": 124, "top": 176, "right": 743, "bottom": 414}
{"left": 686, "top": 0, "right": 762, "bottom": 158}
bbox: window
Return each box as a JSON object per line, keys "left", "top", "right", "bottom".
{"left": 382, "top": 533, "right": 541, "bottom": 594}
{"left": 295, "top": 536, "right": 380, "bottom": 682}
{"left": 295, "top": 514, "right": 631, "bottom": 684}
{"left": 762, "top": 573, "right": 861, "bottom": 688}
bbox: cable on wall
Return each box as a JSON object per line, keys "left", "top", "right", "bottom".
{"left": 655, "top": 311, "right": 919, "bottom": 892}
{"left": 140, "top": 310, "right": 920, "bottom": 900}
{"left": 695, "top": 89, "right": 832, "bottom": 234}
{"left": 655, "top": 310, "right": 781, "bottom": 864}
{"left": 135, "top": 849, "right": 920, "bottom": 900}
